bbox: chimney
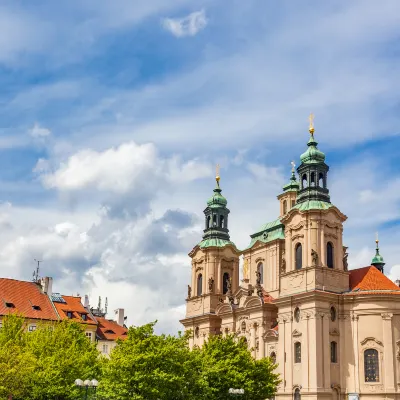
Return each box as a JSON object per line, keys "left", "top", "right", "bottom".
{"left": 115, "top": 308, "right": 125, "bottom": 326}
{"left": 84, "top": 295, "right": 90, "bottom": 308}
{"left": 40, "top": 277, "right": 53, "bottom": 296}
{"left": 396, "top": 279, "right": 400, "bottom": 287}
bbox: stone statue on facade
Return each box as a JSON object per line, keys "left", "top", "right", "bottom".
{"left": 281, "top": 251, "right": 286, "bottom": 273}
{"left": 343, "top": 247, "right": 349, "bottom": 271}
{"left": 256, "top": 270, "right": 262, "bottom": 286}
{"left": 208, "top": 277, "right": 214, "bottom": 292}
{"left": 311, "top": 249, "right": 319, "bottom": 266}
{"left": 187, "top": 285, "right": 191, "bottom": 299}
{"left": 243, "top": 259, "right": 249, "bottom": 280}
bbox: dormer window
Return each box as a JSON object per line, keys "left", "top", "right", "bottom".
{"left": 66, "top": 311, "right": 73, "bottom": 319}
{"left": 81, "top": 313, "right": 87, "bottom": 321}
{"left": 105, "top": 329, "right": 115, "bottom": 334}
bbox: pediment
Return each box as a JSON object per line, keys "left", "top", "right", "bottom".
{"left": 215, "top": 303, "right": 234, "bottom": 315}
{"left": 360, "top": 337, "right": 383, "bottom": 347}
{"left": 264, "top": 329, "right": 278, "bottom": 340}
{"left": 330, "top": 328, "right": 340, "bottom": 336}
{"left": 292, "top": 329, "right": 302, "bottom": 337}
{"left": 243, "top": 296, "right": 263, "bottom": 309}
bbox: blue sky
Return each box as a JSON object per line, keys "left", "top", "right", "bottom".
{"left": 1, "top": 0, "right": 400, "bottom": 333}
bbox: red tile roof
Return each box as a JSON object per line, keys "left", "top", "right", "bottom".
{"left": 348, "top": 266, "right": 400, "bottom": 294}
{"left": 0, "top": 278, "right": 58, "bottom": 320}
{"left": 96, "top": 316, "right": 128, "bottom": 341}
{"left": 53, "top": 295, "right": 97, "bottom": 325}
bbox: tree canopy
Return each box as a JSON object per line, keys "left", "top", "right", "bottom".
{"left": 0, "top": 316, "right": 280, "bottom": 400}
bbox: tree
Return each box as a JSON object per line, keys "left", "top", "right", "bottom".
{"left": 198, "top": 335, "right": 280, "bottom": 400}
{"left": 0, "top": 315, "right": 101, "bottom": 400}
{"left": 99, "top": 322, "right": 202, "bottom": 400}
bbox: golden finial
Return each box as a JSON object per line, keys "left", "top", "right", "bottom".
{"left": 309, "top": 113, "right": 315, "bottom": 134}
{"left": 375, "top": 231, "right": 379, "bottom": 244}
{"left": 291, "top": 160, "right": 296, "bottom": 173}
{"left": 216, "top": 163, "right": 220, "bottom": 183}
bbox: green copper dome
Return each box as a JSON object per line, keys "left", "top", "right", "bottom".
{"left": 371, "top": 239, "right": 385, "bottom": 273}
{"left": 300, "top": 134, "right": 326, "bottom": 164}
{"left": 282, "top": 168, "right": 300, "bottom": 192}
{"left": 207, "top": 182, "right": 227, "bottom": 208}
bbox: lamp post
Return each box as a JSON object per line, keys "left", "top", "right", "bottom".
{"left": 229, "top": 388, "right": 245, "bottom": 398}
{"left": 75, "top": 379, "right": 99, "bottom": 400}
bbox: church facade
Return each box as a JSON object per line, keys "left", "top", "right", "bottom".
{"left": 180, "top": 120, "right": 400, "bottom": 400}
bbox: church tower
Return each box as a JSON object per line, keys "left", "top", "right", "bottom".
{"left": 371, "top": 234, "right": 385, "bottom": 273}
{"left": 279, "top": 115, "right": 349, "bottom": 295}
{"left": 180, "top": 167, "right": 240, "bottom": 348}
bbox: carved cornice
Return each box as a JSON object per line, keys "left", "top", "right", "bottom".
{"left": 381, "top": 313, "right": 393, "bottom": 321}
{"left": 291, "top": 234, "right": 304, "bottom": 242}
{"left": 255, "top": 257, "right": 265, "bottom": 264}
{"left": 360, "top": 337, "right": 383, "bottom": 347}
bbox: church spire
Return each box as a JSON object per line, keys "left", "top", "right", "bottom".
{"left": 202, "top": 165, "right": 230, "bottom": 242}
{"left": 371, "top": 232, "right": 385, "bottom": 273}
{"left": 296, "top": 114, "right": 331, "bottom": 205}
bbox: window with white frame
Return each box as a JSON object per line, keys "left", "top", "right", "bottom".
{"left": 28, "top": 324, "right": 36, "bottom": 332}
{"left": 102, "top": 344, "right": 108, "bottom": 354}
{"left": 85, "top": 331, "right": 92, "bottom": 340}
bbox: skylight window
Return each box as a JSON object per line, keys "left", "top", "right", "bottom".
{"left": 104, "top": 329, "right": 115, "bottom": 334}
{"left": 32, "top": 305, "right": 41, "bottom": 311}
{"left": 5, "top": 302, "right": 14, "bottom": 308}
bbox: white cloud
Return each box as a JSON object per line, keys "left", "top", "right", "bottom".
{"left": 162, "top": 9, "right": 207, "bottom": 37}
{"left": 39, "top": 141, "right": 212, "bottom": 193}
{"left": 29, "top": 122, "right": 51, "bottom": 138}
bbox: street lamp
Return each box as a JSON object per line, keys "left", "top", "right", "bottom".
{"left": 75, "top": 378, "right": 99, "bottom": 399}
{"left": 229, "top": 388, "right": 245, "bottom": 398}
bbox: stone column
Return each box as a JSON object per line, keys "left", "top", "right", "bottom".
{"left": 304, "top": 221, "right": 309, "bottom": 268}
{"left": 287, "top": 229, "right": 292, "bottom": 272}
{"left": 276, "top": 317, "right": 286, "bottom": 394}
{"left": 339, "top": 315, "right": 346, "bottom": 390}
{"left": 382, "top": 313, "right": 395, "bottom": 391}
{"left": 217, "top": 259, "right": 222, "bottom": 293}
{"left": 322, "top": 314, "right": 330, "bottom": 389}
{"left": 308, "top": 312, "right": 323, "bottom": 391}
{"left": 320, "top": 223, "right": 325, "bottom": 267}
{"left": 351, "top": 314, "right": 360, "bottom": 393}
{"left": 250, "top": 323, "right": 256, "bottom": 358}
{"left": 258, "top": 321, "right": 265, "bottom": 359}
{"left": 303, "top": 314, "right": 310, "bottom": 391}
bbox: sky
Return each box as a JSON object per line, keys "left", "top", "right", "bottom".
{"left": 0, "top": 0, "right": 400, "bottom": 333}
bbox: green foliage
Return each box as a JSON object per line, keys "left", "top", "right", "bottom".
{"left": 99, "top": 322, "right": 202, "bottom": 400}
{"left": 99, "top": 324, "right": 280, "bottom": 400}
{"left": 0, "top": 315, "right": 100, "bottom": 400}
{"left": 197, "top": 335, "right": 280, "bottom": 400}
{"left": 0, "top": 316, "right": 280, "bottom": 400}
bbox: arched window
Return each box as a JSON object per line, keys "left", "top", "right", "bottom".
{"left": 294, "top": 342, "right": 301, "bottom": 363}
{"left": 270, "top": 351, "right": 276, "bottom": 364}
{"left": 302, "top": 174, "right": 308, "bottom": 189}
{"left": 331, "top": 341, "right": 338, "bottom": 363}
{"left": 294, "top": 307, "right": 300, "bottom": 323}
{"left": 327, "top": 242, "right": 334, "bottom": 268}
{"left": 223, "top": 272, "right": 230, "bottom": 294}
{"left": 206, "top": 215, "right": 211, "bottom": 229}
{"left": 195, "top": 326, "right": 200, "bottom": 338}
{"left": 318, "top": 172, "right": 324, "bottom": 187}
{"left": 197, "top": 274, "right": 203, "bottom": 296}
{"left": 257, "top": 263, "right": 264, "bottom": 284}
{"left": 310, "top": 172, "right": 315, "bottom": 186}
{"left": 283, "top": 200, "right": 287, "bottom": 214}
{"left": 330, "top": 306, "right": 336, "bottom": 322}
{"left": 241, "top": 321, "right": 246, "bottom": 333}
{"left": 220, "top": 215, "right": 225, "bottom": 228}
{"left": 294, "top": 388, "right": 301, "bottom": 400}
{"left": 364, "top": 349, "right": 379, "bottom": 382}
{"left": 295, "top": 243, "right": 302, "bottom": 270}
{"left": 213, "top": 214, "right": 217, "bottom": 227}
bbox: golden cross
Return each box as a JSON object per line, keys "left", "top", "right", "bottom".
{"left": 375, "top": 232, "right": 379, "bottom": 243}
{"left": 291, "top": 161, "right": 296, "bottom": 172}
{"left": 216, "top": 163, "right": 220, "bottom": 181}
{"left": 309, "top": 113, "right": 315, "bottom": 131}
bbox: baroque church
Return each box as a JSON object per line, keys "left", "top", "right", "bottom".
{"left": 180, "top": 118, "right": 400, "bottom": 400}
